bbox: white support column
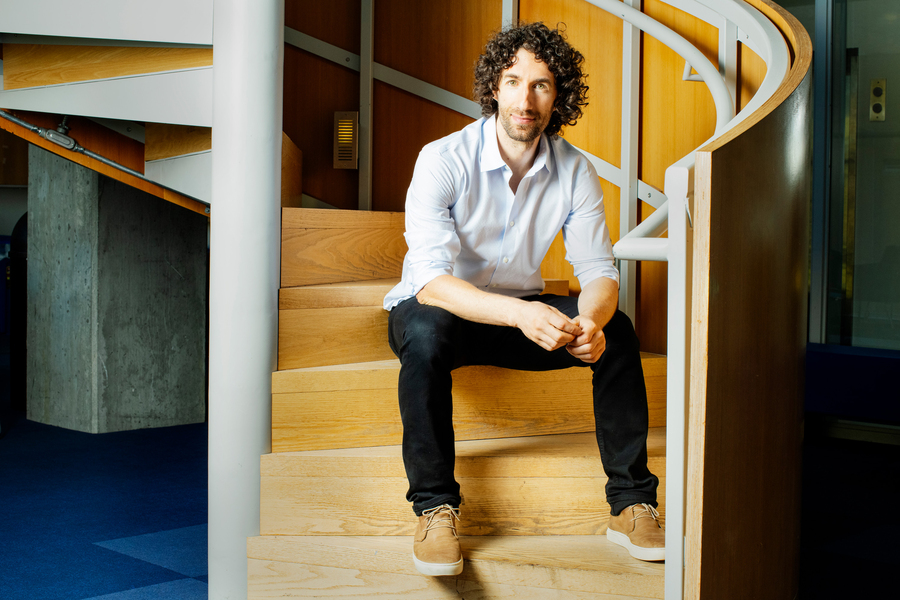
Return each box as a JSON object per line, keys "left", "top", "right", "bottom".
{"left": 358, "top": 0, "right": 374, "bottom": 211}
{"left": 664, "top": 166, "right": 691, "bottom": 600}
{"left": 619, "top": 0, "right": 642, "bottom": 320}
{"left": 208, "top": 1, "right": 284, "bottom": 598}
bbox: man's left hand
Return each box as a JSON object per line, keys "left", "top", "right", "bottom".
{"left": 566, "top": 315, "right": 606, "bottom": 363}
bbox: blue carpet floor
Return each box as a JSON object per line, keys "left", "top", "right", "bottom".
{"left": 0, "top": 416, "right": 207, "bottom": 600}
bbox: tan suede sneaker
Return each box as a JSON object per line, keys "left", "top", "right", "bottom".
{"left": 607, "top": 503, "right": 666, "bottom": 561}
{"left": 413, "top": 504, "right": 463, "bottom": 576}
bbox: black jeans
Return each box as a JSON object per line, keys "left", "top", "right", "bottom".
{"left": 387, "top": 294, "right": 659, "bottom": 517}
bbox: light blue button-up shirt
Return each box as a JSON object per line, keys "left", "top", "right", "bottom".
{"left": 384, "top": 116, "right": 618, "bottom": 310}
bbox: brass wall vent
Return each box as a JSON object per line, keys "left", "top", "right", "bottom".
{"left": 334, "top": 111, "right": 358, "bottom": 169}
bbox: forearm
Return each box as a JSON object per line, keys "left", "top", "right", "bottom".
{"left": 417, "top": 275, "right": 581, "bottom": 351}
{"left": 576, "top": 277, "right": 619, "bottom": 329}
{"left": 415, "top": 275, "right": 524, "bottom": 327}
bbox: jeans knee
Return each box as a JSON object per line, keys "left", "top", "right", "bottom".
{"left": 393, "top": 301, "right": 460, "bottom": 365}
{"left": 604, "top": 310, "right": 641, "bottom": 355}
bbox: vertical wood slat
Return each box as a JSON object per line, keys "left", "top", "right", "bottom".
{"left": 685, "top": 3, "right": 813, "bottom": 597}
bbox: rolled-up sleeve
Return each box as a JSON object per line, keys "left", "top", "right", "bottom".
{"left": 401, "top": 147, "right": 463, "bottom": 296}
{"left": 562, "top": 160, "right": 619, "bottom": 288}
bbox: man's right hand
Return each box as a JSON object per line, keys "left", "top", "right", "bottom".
{"left": 514, "top": 302, "right": 582, "bottom": 351}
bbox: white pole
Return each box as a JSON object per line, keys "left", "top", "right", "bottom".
{"left": 619, "top": 0, "right": 641, "bottom": 321}
{"left": 664, "top": 165, "right": 691, "bottom": 600}
{"left": 208, "top": 0, "right": 284, "bottom": 598}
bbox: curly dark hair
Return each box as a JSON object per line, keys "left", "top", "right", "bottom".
{"left": 474, "top": 22, "right": 588, "bottom": 137}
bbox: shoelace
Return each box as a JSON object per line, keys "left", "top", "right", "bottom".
{"left": 631, "top": 503, "right": 661, "bottom": 524}
{"left": 422, "top": 504, "right": 461, "bottom": 536}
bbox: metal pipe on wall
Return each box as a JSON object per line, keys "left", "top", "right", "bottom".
{"left": 208, "top": 0, "right": 284, "bottom": 597}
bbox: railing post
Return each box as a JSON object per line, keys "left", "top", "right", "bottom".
{"left": 664, "top": 165, "right": 691, "bottom": 600}
{"left": 619, "top": 0, "right": 642, "bottom": 321}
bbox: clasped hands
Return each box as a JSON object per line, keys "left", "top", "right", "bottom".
{"left": 515, "top": 301, "right": 606, "bottom": 363}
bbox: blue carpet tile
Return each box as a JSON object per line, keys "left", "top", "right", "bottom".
{"left": 83, "top": 579, "right": 208, "bottom": 600}
{"left": 0, "top": 417, "right": 207, "bottom": 600}
{"left": 96, "top": 525, "right": 208, "bottom": 579}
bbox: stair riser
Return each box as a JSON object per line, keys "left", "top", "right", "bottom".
{"left": 260, "top": 475, "right": 666, "bottom": 536}
{"left": 280, "top": 208, "right": 406, "bottom": 289}
{"left": 277, "top": 279, "right": 574, "bottom": 371}
{"left": 272, "top": 358, "right": 666, "bottom": 452}
{"left": 278, "top": 306, "right": 393, "bottom": 370}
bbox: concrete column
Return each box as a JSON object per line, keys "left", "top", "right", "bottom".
{"left": 27, "top": 146, "right": 208, "bottom": 433}
{"left": 208, "top": 0, "right": 283, "bottom": 598}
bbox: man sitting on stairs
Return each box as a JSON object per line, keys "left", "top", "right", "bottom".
{"left": 383, "top": 21, "right": 664, "bottom": 576}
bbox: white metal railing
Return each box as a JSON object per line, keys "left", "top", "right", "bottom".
{"left": 599, "top": 3, "right": 791, "bottom": 599}
{"left": 287, "top": 3, "right": 791, "bottom": 599}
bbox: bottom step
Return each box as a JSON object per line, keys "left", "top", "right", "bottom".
{"left": 248, "top": 535, "right": 664, "bottom": 599}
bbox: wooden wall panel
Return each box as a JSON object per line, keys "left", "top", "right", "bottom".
{"left": 286, "top": 0, "right": 360, "bottom": 55}
{"left": 639, "top": 0, "right": 719, "bottom": 354}
{"left": 372, "top": 82, "right": 474, "bottom": 213}
{"left": 1, "top": 44, "right": 212, "bottom": 90}
{"left": 738, "top": 43, "right": 768, "bottom": 112}
{"left": 283, "top": 46, "right": 359, "bottom": 210}
{"left": 144, "top": 124, "right": 211, "bottom": 161}
{"left": 375, "top": 0, "right": 501, "bottom": 100}
{"left": 0, "top": 127, "right": 29, "bottom": 185}
{"left": 686, "top": 2, "right": 812, "bottom": 596}
{"left": 13, "top": 110, "right": 145, "bottom": 174}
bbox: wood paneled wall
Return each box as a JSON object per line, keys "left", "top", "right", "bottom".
{"left": 638, "top": 0, "right": 718, "bottom": 353}
{"left": 283, "top": 46, "right": 360, "bottom": 210}
{"left": 284, "top": 0, "right": 773, "bottom": 354}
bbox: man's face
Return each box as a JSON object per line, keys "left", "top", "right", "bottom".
{"left": 493, "top": 48, "right": 557, "bottom": 145}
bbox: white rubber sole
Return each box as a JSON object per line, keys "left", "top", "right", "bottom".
{"left": 413, "top": 555, "right": 464, "bottom": 576}
{"left": 607, "top": 528, "right": 666, "bottom": 562}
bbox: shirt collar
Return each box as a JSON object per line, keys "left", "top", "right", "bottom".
{"left": 480, "top": 114, "right": 553, "bottom": 178}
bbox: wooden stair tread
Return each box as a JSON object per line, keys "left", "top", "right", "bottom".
{"left": 272, "top": 353, "right": 665, "bottom": 391}
{"left": 278, "top": 277, "right": 571, "bottom": 310}
{"left": 263, "top": 429, "right": 666, "bottom": 478}
{"left": 248, "top": 534, "right": 664, "bottom": 599}
{"left": 260, "top": 430, "right": 666, "bottom": 537}
{"left": 279, "top": 277, "right": 400, "bottom": 309}
{"left": 270, "top": 355, "right": 666, "bottom": 452}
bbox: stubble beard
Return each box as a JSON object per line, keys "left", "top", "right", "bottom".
{"left": 498, "top": 109, "right": 547, "bottom": 144}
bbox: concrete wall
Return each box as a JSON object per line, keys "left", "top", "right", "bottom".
{"left": 27, "top": 146, "right": 208, "bottom": 432}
